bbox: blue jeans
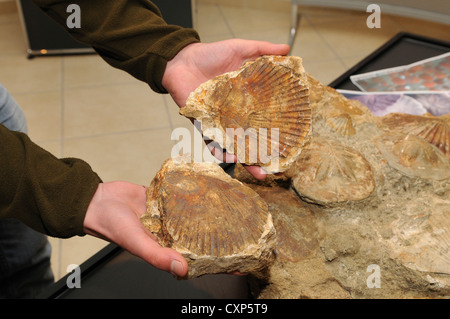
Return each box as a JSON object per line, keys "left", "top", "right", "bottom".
{"left": 0, "top": 83, "right": 54, "bottom": 298}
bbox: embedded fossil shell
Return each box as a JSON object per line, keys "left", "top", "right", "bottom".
{"left": 375, "top": 131, "right": 450, "bottom": 180}
{"left": 291, "top": 137, "right": 375, "bottom": 205}
{"left": 380, "top": 113, "right": 450, "bottom": 160}
{"left": 250, "top": 185, "right": 319, "bottom": 263}
{"left": 140, "top": 157, "right": 276, "bottom": 278}
{"left": 323, "top": 86, "right": 368, "bottom": 118}
{"left": 326, "top": 113, "right": 356, "bottom": 136}
{"left": 181, "top": 55, "right": 312, "bottom": 173}
{"left": 311, "top": 82, "right": 374, "bottom": 127}
{"left": 387, "top": 198, "right": 450, "bottom": 276}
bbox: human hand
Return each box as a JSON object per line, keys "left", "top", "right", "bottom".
{"left": 83, "top": 181, "right": 188, "bottom": 277}
{"left": 162, "top": 39, "right": 290, "bottom": 180}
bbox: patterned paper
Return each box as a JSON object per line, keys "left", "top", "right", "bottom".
{"left": 338, "top": 90, "right": 450, "bottom": 117}
{"left": 350, "top": 52, "right": 450, "bottom": 92}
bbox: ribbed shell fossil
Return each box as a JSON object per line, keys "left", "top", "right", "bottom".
{"left": 291, "top": 137, "right": 376, "bottom": 205}
{"left": 380, "top": 113, "right": 450, "bottom": 160}
{"left": 387, "top": 199, "right": 450, "bottom": 275}
{"left": 180, "top": 55, "right": 312, "bottom": 173}
{"left": 312, "top": 82, "right": 374, "bottom": 127}
{"left": 375, "top": 131, "right": 450, "bottom": 180}
{"left": 326, "top": 113, "right": 356, "bottom": 136}
{"left": 140, "top": 157, "right": 276, "bottom": 278}
{"left": 250, "top": 185, "right": 319, "bottom": 263}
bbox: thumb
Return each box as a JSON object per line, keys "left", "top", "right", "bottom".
{"left": 257, "top": 42, "right": 290, "bottom": 56}
{"left": 239, "top": 40, "right": 290, "bottom": 58}
{"left": 123, "top": 227, "right": 189, "bottom": 278}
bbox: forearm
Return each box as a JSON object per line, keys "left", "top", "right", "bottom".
{"left": 0, "top": 124, "right": 101, "bottom": 238}
{"left": 32, "top": 0, "right": 200, "bottom": 92}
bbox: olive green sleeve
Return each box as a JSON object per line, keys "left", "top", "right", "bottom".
{"left": 0, "top": 125, "right": 101, "bottom": 238}
{"left": 32, "top": 0, "right": 200, "bottom": 93}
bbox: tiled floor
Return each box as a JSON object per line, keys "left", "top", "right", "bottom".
{"left": 0, "top": 0, "right": 449, "bottom": 281}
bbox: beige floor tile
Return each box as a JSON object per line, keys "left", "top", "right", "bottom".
{"left": 0, "top": 0, "right": 18, "bottom": 18}
{"left": 63, "top": 128, "right": 175, "bottom": 185}
{"left": 14, "top": 91, "right": 62, "bottom": 142}
{"left": 289, "top": 25, "right": 337, "bottom": 62}
{"left": 388, "top": 15, "right": 450, "bottom": 42}
{"left": 63, "top": 54, "right": 136, "bottom": 89}
{"left": 200, "top": 0, "right": 290, "bottom": 13}
{"left": 0, "top": 55, "right": 62, "bottom": 95}
{"left": 0, "top": 16, "right": 26, "bottom": 55}
{"left": 63, "top": 82, "right": 169, "bottom": 138}
{"left": 195, "top": 32, "right": 234, "bottom": 44}
{"left": 300, "top": 5, "right": 369, "bottom": 25}
{"left": 165, "top": 95, "right": 193, "bottom": 129}
{"left": 219, "top": 5, "right": 291, "bottom": 37}
{"left": 302, "top": 58, "right": 348, "bottom": 85}
{"left": 340, "top": 55, "right": 371, "bottom": 71}
{"left": 195, "top": 3, "right": 231, "bottom": 38}
{"left": 236, "top": 26, "right": 290, "bottom": 45}
{"left": 313, "top": 15, "right": 401, "bottom": 60}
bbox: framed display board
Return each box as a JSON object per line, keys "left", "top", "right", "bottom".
{"left": 16, "top": 0, "right": 194, "bottom": 58}
{"left": 328, "top": 32, "right": 450, "bottom": 89}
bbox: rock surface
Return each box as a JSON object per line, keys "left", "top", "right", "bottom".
{"left": 233, "top": 71, "right": 450, "bottom": 298}
{"left": 143, "top": 56, "right": 449, "bottom": 297}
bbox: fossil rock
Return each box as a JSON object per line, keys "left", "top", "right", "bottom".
{"left": 142, "top": 55, "right": 449, "bottom": 298}
{"left": 244, "top": 183, "right": 450, "bottom": 299}
{"left": 180, "top": 55, "right": 312, "bottom": 173}
{"left": 231, "top": 61, "right": 449, "bottom": 298}
{"left": 140, "top": 156, "right": 276, "bottom": 279}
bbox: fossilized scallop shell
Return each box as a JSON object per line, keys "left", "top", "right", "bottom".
{"left": 250, "top": 185, "right": 319, "bottom": 263}
{"left": 140, "top": 157, "right": 276, "bottom": 278}
{"left": 291, "top": 137, "right": 375, "bottom": 205}
{"left": 375, "top": 131, "right": 450, "bottom": 180}
{"left": 181, "top": 55, "right": 312, "bottom": 173}
{"left": 380, "top": 113, "right": 450, "bottom": 160}
{"left": 387, "top": 198, "right": 450, "bottom": 277}
{"left": 312, "top": 84, "right": 374, "bottom": 127}
{"left": 326, "top": 113, "right": 356, "bottom": 136}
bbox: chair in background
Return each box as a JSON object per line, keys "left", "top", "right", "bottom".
{"left": 288, "top": 0, "right": 301, "bottom": 54}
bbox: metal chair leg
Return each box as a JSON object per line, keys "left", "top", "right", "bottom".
{"left": 288, "top": 1, "right": 300, "bottom": 55}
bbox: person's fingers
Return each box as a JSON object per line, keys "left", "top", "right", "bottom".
{"left": 205, "top": 140, "right": 268, "bottom": 180}
{"left": 254, "top": 41, "right": 290, "bottom": 56}
{"left": 120, "top": 226, "right": 188, "bottom": 278}
{"left": 236, "top": 40, "right": 290, "bottom": 60}
{"left": 206, "top": 141, "right": 236, "bottom": 163}
{"left": 243, "top": 165, "right": 267, "bottom": 180}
